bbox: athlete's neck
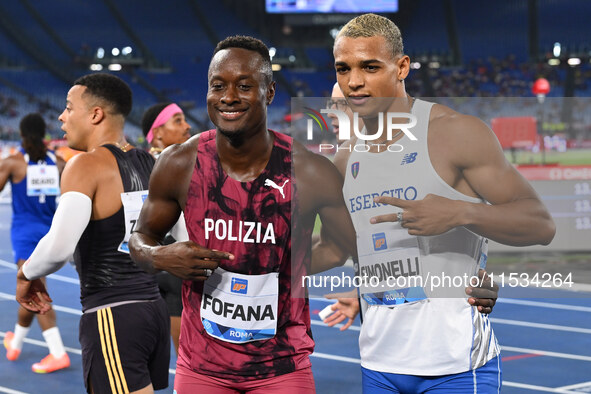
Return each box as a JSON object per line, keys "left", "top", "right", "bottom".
{"left": 216, "top": 128, "right": 275, "bottom": 182}
{"left": 362, "top": 95, "right": 414, "bottom": 145}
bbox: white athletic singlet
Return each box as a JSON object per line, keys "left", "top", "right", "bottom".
{"left": 342, "top": 99, "right": 500, "bottom": 376}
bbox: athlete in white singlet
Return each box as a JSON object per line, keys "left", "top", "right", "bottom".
{"left": 319, "top": 14, "right": 555, "bottom": 393}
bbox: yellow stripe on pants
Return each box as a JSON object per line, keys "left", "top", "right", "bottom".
{"left": 97, "top": 309, "right": 119, "bottom": 393}
{"left": 106, "top": 307, "right": 129, "bottom": 393}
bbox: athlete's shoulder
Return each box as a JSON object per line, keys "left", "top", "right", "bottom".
{"left": 292, "top": 139, "right": 342, "bottom": 187}
{"left": 65, "top": 148, "right": 104, "bottom": 170}
{"left": 0, "top": 151, "right": 25, "bottom": 170}
{"left": 153, "top": 133, "right": 201, "bottom": 176}
{"left": 429, "top": 103, "right": 492, "bottom": 140}
{"left": 269, "top": 129, "right": 292, "bottom": 144}
{"left": 292, "top": 138, "right": 325, "bottom": 167}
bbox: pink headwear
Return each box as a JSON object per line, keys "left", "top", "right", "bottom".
{"left": 146, "top": 103, "right": 183, "bottom": 143}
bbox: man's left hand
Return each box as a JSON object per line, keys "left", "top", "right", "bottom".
{"left": 466, "top": 269, "right": 498, "bottom": 314}
{"left": 16, "top": 267, "right": 52, "bottom": 314}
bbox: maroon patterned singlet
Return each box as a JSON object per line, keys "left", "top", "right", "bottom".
{"left": 179, "top": 129, "right": 314, "bottom": 381}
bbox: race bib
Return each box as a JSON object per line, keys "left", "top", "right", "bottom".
{"left": 357, "top": 226, "right": 427, "bottom": 306}
{"left": 201, "top": 267, "right": 279, "bottom": 343}
{"left": 26, "top": 164, "right": 59, "bottom": 197}
{"left": 118, "top": 190, "right": 148, "bottom": 253}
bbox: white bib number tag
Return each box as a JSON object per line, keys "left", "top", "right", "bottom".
{"left": 201, "top": 267, "right": 279, "bottom": 343}
{"left": 118, "top": 190, "right": 148, "bottom": 253}
{"left": 358, "top": 226, "right": 427, "bottom": 306}
{"left": 26, "top": 164, "right": 59, "bottom": 197}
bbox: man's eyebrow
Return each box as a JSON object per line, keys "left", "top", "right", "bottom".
{"left": 360, "top": 59, "right": 382, "bottom": 65}
{"left": 209, "top": 74, "right": 254, "bottom": 81}
{"left": 335, "top": 59, "right": 383, "bottom": 67}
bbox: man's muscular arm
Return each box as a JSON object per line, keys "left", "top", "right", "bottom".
{"left": 295, "top": 143, "right": 356, "bottom": 274}
{"left": 129, "top": 137, "right": 233, "bottom": 279}
{"left": 16, "top": 153, "right": 97, "bottom": 312}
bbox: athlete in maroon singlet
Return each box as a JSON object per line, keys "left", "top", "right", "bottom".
{"left": 129, "top": 36, "right": 355, "bottom": 393}
{"left": 180, "top": 128, "right": 314, "bottom": 380}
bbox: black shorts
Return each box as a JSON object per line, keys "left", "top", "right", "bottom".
{"left": 157, "top": 272, "right": 183, "bottom": 317}
{"left": 79, "top": 298, "right": 170, "bottom": 394}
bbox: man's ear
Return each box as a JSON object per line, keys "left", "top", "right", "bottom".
{"left": 266, "top": 81, "right": 276, "bottom": 105}
{"left": 90, "top": 107, "right": 104, "bottom": 125}
{"left": 396, "top": 55, "right": 410, "bottom": 81}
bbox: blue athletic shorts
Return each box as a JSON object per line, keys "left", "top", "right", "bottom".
{"left": 11, "top": 221, "right": 51, "bottom": 262}
{"left": 362, "top": 356, "right": 502, "bottom": 393}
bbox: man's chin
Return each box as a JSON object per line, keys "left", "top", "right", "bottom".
{"left": 217, "top": 127, "right": 246, "bottom": 145}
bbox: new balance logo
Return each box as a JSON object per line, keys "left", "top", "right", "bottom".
{"left": 401, "top": 152, "right": 418, "bottom": 165}
{"left": 264, "top": 179, "right": 289, "bottom": 199}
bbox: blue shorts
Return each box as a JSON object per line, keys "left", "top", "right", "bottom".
{"left": 362, "top": 356, "right": 502, "bottom": 393}
{"left": 11, "top": 221, "right": 51, "bottom": 262}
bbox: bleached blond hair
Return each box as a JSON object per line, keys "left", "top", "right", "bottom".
{"left": 336, "top": 13, "right": 404, "bottom": 58}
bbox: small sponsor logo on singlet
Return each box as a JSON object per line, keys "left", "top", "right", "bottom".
{"left": 372, "top": 233, "right": 387, "bottom": 251}
{"left": 401, "top": 152, "right": 418, "bottom": 165}
{"left": 231, "top": 278, "right": 248, "bottom": 294}
{"left": 351, "top": 162, "right": 359, "bottom": 179}
{"left": 204, "top": 218, "right": 276, "bottom": 244}
{"left": 264, "top": 178, "right": 289, "bottom": 199}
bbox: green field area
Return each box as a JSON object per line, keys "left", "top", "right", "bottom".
{"left": 505, "top": 148, "right": 591, "bottom": 166}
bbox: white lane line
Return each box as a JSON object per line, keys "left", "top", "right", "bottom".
{"left": 51, "top": 304, "right": 82, "bottom": 315}
{"left": 0, "top": 386, "right": 29, "bottom": 394}
{"left": 557, "top": 381, "right": 591, "bottom": 390}
{"left": 313, "top": 296, "right": 591, "bottom": 312}
{"left": 310, "top": 319, "right": 360, "bottom": 331}
{"left": 0, "top": 260, "right": 79, "bottom": 285}
{"left": 312, "top": 317, "right": 591, "bottom": 335}
{"left": 0, "top": 260, "right": 17, "bottom": 270}
{"left": 0, "top": 331, "right": 81, "bottom": 355}
{"left": 491, "top": 318, "right": 591, "bottom": 334}
{"left": 0, "top": 331, "right": 179, "bottom": 378}
{"left": 0, "top": 292, "right": 15, "bottom": 301}
{"left": 311, "top": 351, "right": 361, "bottom": 364}
{"left": 502, "top": 346, "right": 591, "bottom": 362}
{"left": 0, "top": 291, "right": 83, "bottom": 316}
{"left": 46, "top": 274, "right": 79, "bottom": 285}
{"left": 497, "top": 298, "right": 591, "bottom": 313}
{"left": 503, "top": 381, "right": 577, "bottom": 393}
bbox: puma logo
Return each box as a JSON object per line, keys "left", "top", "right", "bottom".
{"left": 264, "top": 179, "right": 289, "bottom": 199}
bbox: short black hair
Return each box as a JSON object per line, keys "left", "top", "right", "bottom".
{"left": 141, "top": 102, "right": 172, "bottom": 136}
{"left": 212, "top": 35, "right": 273, "bottom": 84}
{"left": 19, "top": 113, "right": 47, "bottom": 162}
{"left": 73, "top": 73, "right": 133, "bottom": 117}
